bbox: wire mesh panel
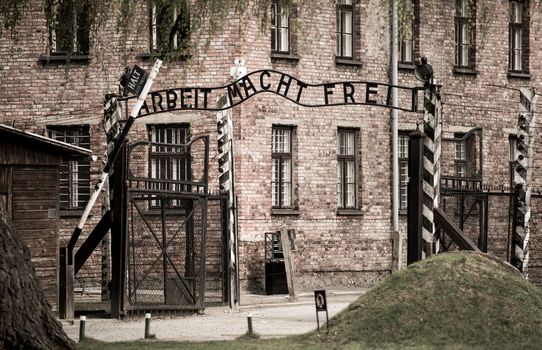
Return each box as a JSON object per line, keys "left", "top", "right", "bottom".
{"left": 127, "top": 194, "right": 205, "bottom": 309}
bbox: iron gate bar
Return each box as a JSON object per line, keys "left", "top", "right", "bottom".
{"left": 130, "top": 195, "right": 196, "bottom": 304}
{"left": 161, "top": 196, "right": 168, "bottom": 304}
{"left": 198, "top": 196, "right": 208, "bottom": 309}
{"left": 127, "top": 188, "right": 206, "bottom": 199}
{"left": 129, "top": 198, "right": 137, "bottom": 304}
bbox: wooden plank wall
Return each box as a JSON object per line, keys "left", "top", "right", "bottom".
{"left": 0, "top": 138, "right": 61, "bottom": 166}
{"left": 11, "top": 166, "right": 59, "bottom": 310}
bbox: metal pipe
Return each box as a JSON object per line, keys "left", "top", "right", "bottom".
{"left": 390, "top": 0, "right": 400, "bottom": 267}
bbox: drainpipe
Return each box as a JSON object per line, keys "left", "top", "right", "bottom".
{"left": 391, "top": 0, "right": 401, "bottom": 270}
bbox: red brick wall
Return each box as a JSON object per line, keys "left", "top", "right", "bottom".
{"left": 2, "top": 0, "right": 542, "bottom": 298}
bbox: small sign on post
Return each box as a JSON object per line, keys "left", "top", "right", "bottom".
{"left": 123, "top": 65, "right": 148, "bottom": 96}
{"left": 314, "top": 290, "right": 329, "bottom": 333}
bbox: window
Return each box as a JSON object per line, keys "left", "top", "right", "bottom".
{"left": 509, "top": 0, "right": 529, "bottom": 73}
{"left": 337, "top": 129, "right": 357, "bottom": 209}
{"left": 454, "top": 139, "right": 467, "bottom": 178}
{"left": 46, "top": 0, "right": 90, "bottom": 55}
{"left": 509, "top": 134, "right": 518, "bottom": 183}
{"left": 150, "top": 0, "right": 190, "bottom": 53}
{"left": 272, "top": 127, "right": 293, "bottom": 208}
{"left": 336, "top": 0, "right": 354, "bottom": 59}
{"left": 399, "top": 134, "right": 409, "bottom": 210}
{"left": 148, "top": 124, "right": 190, "bottom": 207}
{"left": 509, "top": 134, "right": 517, "bottom": 162}
{"left": 398, "top": 0, "right": 416, "bottom": 64}
{"left": 454, "top": 0, "right": 475, "bottom": 68}
{"left": 271, "top": 0, "right": 290, "bottom": 53}
{"left": 48, "top": 125, "right": 91, "bottom": 210}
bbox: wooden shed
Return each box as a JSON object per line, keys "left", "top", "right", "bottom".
{"left": 0, "top": 124, "right": 91, "bottom": 311}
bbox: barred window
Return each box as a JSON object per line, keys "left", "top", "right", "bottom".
{"left": 336, "top": 0, "right": 354, "bottom": 59}
{"left": 48, "top": 125, "right": 91, "bottom": 210}
{"left": 272, "top": 127, "right": 293, "bottom": 208}
{"left": 271, "top": 0, "right": 290, "bottom": 53}
{"left": 46, "top": 0, "right": 89, "bottom": 55}
{"left": 337, "top": 129, "right": 357, "bottom": 209}
{"left": 148, "top": 124, "right": 190, "bottom": 207}
{"left": 454, "top": 0, "right": 475, "bottom": 68}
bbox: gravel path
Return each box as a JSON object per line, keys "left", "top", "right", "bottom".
{"left": 61, "top": 290, "right": 365, "bottom": 342}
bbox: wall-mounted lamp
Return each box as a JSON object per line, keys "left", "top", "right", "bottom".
{"left": 415, "top": 57, "right": 433, "bottom": 83}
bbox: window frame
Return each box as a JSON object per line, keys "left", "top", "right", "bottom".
{"left": 149, "top": 0, "right": 190, "bottom": 54}
{"left": 271, "top": 0, "right": 290, "bottom": 54}
{"left": 47, "top": 125, "right": 91, "bottom": 211}
{"left": 454, "top": 0, "right": 475, "bottom": 69}
{"left": 398, "top": 0, "right": 417, "bottom": 65}
{"left": 509, "top": 0, "right": 529, "bottom": 74}
{"left": 398, "top": 133, "right": 410, "bottom": 211}
{"left": 46, "top": 0, "right": 90, "bottom": 56}
{"left": 272, "top": 126, "right": 293, "bottom": 209}
{"left": 148, "top": 124, "right": 190, "bottom": 208}
{"left": 336, "top": 0, "right": 354, "bottom": 60}
{"left": 337, "top": 128, "right": 358, "bottom": 210}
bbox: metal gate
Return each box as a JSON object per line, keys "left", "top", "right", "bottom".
{"left": 123, "top": 135, "right": 220, "bottom": 310}
{"left": 440, "top": 188, "right": 489, "bottom": 252}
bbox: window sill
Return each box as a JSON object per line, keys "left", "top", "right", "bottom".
{"left": 271, "top": 208, "right": 300, "bottom": 216}
{"left": 398, "top": 62, "right": 416, "bottom": 71}
{"left": 399, "top": 209, "right": 407, "bottom": 216}
{"left": 136, "top": 52, "right": 191, "bottom": 61}
{"left": 270, "top": 52, "right": 300, "bottom": 63}
{"left": 336, "top": 209, "right": 363, "bottom": 216}
{"left": 59, "top": 209, "right": 87, "bottom": 218}
{"left": 335, "top": 57, "right": 363, "bottom": 67}
{"left": 452, "top": 66, "right": 479, "bottom": 76}
{"left": 507, "top": 71, "right": 530, "bottom": 79}
{"left": 38, "top": 54, "right": 91, "bottom": 64}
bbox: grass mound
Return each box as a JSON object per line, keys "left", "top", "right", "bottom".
{"left": 326, "top": 251, "right": 542, "bottom": 348}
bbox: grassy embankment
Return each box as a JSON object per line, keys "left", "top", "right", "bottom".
{"left": 78, "top": 251, "right": 542, "bottom": 350}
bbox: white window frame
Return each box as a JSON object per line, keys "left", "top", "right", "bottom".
{"left": 336, "top": 0, "right": 354, "bottom": 59}
{"left": 271, "top": 0, "right": 290, "bottom": 53}
{"left": 272, "top": 127, "right": 293, "bottom": 208}
{"left": 337, "top": 129, "right": 357, "bottom": 209}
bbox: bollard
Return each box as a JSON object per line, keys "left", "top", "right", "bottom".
{"left": 79, "top": 316, "right": 86, "bottom": 342}
{"left": 247, "top": 313, "right": 253, "bottom": 335}
{"left": 144, "top": 313, "right": 151, "bottom": 339}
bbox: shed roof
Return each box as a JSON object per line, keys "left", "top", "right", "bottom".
{"left": 0, "top": 124, "right": 92, "bottom": 158}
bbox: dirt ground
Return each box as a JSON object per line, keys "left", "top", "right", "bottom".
{"left": 61, "top": 290, "right": 365, "bottom": 342}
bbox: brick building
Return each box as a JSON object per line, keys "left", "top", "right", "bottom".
{"left": 1, "top": 0, "right": 542, "bottom": 309}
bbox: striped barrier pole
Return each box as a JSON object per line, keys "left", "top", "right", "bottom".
{"left": 512, "top": 87, "right": 537, "bottom": 276}
{"left": 422, "top": 83, "right": 442, "bottom": 257}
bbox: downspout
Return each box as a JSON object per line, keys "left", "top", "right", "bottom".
{"left": 391, "top": 0, "right": 401, "bottom": 270}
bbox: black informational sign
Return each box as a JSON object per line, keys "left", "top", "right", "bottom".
{"left": 314, "top": 290, "right": 327, "bottom": 311}
{"left": 314, "top": 290, "right": 329, "bottom": 333}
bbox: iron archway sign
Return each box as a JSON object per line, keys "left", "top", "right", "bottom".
{"left": 118, "top": 69, "right": 424, "bottom": 116}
